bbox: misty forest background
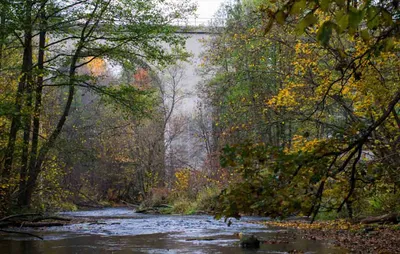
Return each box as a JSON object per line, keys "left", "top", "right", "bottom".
{"left": 0, "top": 0, "right": 399, "bottom": 222}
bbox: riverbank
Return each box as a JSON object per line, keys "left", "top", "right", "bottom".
{"left": 260, "top": 220, "right": 400, "bottom": 253}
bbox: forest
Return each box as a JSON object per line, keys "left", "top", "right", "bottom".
{"left": 0, "top": 0, "right": 399, "bottom": 237}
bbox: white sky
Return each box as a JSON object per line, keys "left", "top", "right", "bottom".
{"left": 196, "top": 0, "right": 226, "bottom": 18}
{"left": 194, "top": 0, "right": 227, "bottom": 24}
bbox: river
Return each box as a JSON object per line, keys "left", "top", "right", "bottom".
{"left": 0, "top": 207, "right": 346, "bottom": 253}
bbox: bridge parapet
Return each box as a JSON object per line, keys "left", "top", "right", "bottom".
{"left": 174, "top": 26, "right": 221, "bottom": 35}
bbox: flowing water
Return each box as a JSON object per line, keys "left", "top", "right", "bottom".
{"left": 0, "top": 207, "right": 346, "bottom": 253}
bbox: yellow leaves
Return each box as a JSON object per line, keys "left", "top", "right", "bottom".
{"left": 289, "top": 134, "right": 306, "bottom": 152}
{"left": 269, "top": 88, "right": 290, "bottom": 105}
{"left": 292, "top": 136, "right": 324, "bottom": 153}
{"left": 1, "top": 183, "right": 9, "bottom": 189}
{"left": 302, "top": 139, "right": 322, "bottom": 152}
{"left": 294, "top": 42, "right": 314, "bottom": 55}
{"left": 353, "top": 94, "right": 375, "bottom": 117}
{"left": 144, "top": 170, "right": 160, "bottom": 193}
{"left": 263, "top": 219, "right": 357, "bottom": 232}
{"left": 341, "top": 37, "right": 400, "bottom": 119}
{"left": 174, "top": 168, "right": 190, "bottom": 192}
{"left": 267, "top": 83, "right": 305, "bottom": 110}
{"left": 86, "top": 57, "right": 106, "bottom": 76}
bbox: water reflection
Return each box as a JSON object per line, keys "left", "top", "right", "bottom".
{"left": 0, "top": 235, "right": 344, "bottom": 254}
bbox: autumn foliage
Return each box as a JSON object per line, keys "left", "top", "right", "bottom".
{"left": 201, "top": 0, "right": 399, "bottom": 220}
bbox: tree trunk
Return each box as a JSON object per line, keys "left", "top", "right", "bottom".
{"left": 360, "top": 213, "right": 399, "bottom": 224}
{"left": 18, "top": 5, "right": 33, "bottom": 206}
{"left": 0, "top": 4, "right": 5, "bottom": 71}
{"left": 18, "top": 4, "right": 46, "bottom": 207}
{"left": 2, "top": 0, "right": 33, "bottom": 186}
{"left": 23, "top": 82, "right": 76, "bottom": 207}
{"left": 21, "top": 24, "right": 86, "bottom": 206}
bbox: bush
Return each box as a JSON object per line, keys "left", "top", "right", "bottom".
{"left": 167, "top": 185, "right": 220, "bottom": 215}
{"left": 142, "top": 187, "right": 170, "bottom": 208}
{"left": 170, "top": 197, "right": 196, "bottom": 214}
{"left": 194, "top": 186, "right": 220, "bottom": 213}
{"left": 366, "top": 192, "right": 400, "bottom": 215}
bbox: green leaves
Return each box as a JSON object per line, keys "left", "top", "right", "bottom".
{"left": 336, "top": 10, "right": 348, "bottom": 31}
{"left": 317, "top": 21, "right": 335, "bottom": 46}
{"left": 319, "top": 0, "right": 331, "bottom": 12}
{"left": 360, "top": 29, "right": 371, "bottom": 42}
{"left": 290, "top": 0, "right": 307, "bottom": 14}
{"left": 216, "top": 141, "right": 326, "bottom": 218}
{"left": 383, "top": 37, "right": 394, "bottom": 52}
{"left": 348, "top": 8, "right": 364, "bottom": 34}
{"left": 366, "top": 6, "right": 379, "bottom": 29}
{"left": 296, "top": 12, "right": 318, "bottom": 34}
{"left": 334, "top": 0, "right": 345, "bottom": 7}
{"left": 381, "top": 9, "right": 394, "bottom": 26}
{"left": 0, "top": 101, "right": 17, "bottom": 117}
{"left": 267, "top": 0, "right": 397, "bottom": 50}
{"left": 276, "top": 10, "right": 286, "bottom": 25}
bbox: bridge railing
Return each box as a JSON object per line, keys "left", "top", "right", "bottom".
{"left": 172, "top": 17, "right": 225, "bottom": 27}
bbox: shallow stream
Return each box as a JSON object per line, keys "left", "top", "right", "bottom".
{"left": 0, "top": 207, "right": 346, "bottom": 253}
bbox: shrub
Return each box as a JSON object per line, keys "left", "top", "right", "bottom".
{"left": 194, "top": 186, "right": 220, "bottom": 213}
{"left": 170, "top": 197, "right": 195, "bottom": 214}
{"left": 142, "top": 187, "right": 170, "bottom": 208}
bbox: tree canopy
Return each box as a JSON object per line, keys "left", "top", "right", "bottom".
{"left": 200, "top": 0, "right": 399, "bottom": 220}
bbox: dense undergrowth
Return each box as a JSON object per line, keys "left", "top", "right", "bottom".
{"left": 139, "top": 167, "right": 399, "bottom": 221}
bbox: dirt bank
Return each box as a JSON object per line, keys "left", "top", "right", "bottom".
{"left": 261, "top": 220, "right": 400, "bottom": 253}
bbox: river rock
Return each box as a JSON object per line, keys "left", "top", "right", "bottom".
{"left": 238, "top": 233, "right": 260, "bottom": 248}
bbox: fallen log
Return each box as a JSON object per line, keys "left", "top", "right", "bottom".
{"left": 135, "top": 208, "right": 157, "bottom": 214}
{"left": 121, "top": 200, "right": 140, "bottom": 208}
{"left": 0, "top": 213, "right": 41, "bottom": 222}
{"left": 0, "top": 221, "right": 13, "bottom": 228}
{"left": 0, "top": 229, "right": 43, "bottom": 240}
{"left": 19, "top": 222, "right": 66, "bottom": 228}
{"left": 0, "top": 214, "right": 71, "bottom": 228}
{"left": 135, "top": 204, "right": 172, "bottom": 214}
{"left": 75, "top": 202, "right": 103, "bottom": 208}
{"left": 360, "top": 213, "right": 399, "bottom": 224}
{"left": 154, "top": 204, "right": 172, "bottom": 209}
{"left": 0, "top": 221, "right": 67, "bottom": 228}
{"left": 31, "top": 216, "right": 71, "bottom": 222}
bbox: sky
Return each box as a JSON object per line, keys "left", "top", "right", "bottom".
{"left": 194, "top": 0, "right": 227, "bottom": 25}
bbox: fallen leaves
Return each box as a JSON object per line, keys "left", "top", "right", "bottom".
{"left": 262, "top": 220, "right": 400, "bottom": 253}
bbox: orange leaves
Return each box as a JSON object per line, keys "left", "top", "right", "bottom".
{"left": 86, "top": 57, "right": 107, "bottom": 76}
{"left": 133, "top": 68, "right": 152, "bottom": 90}
{"left": 134, "top": 68, "right": 149, "bottom": 83}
